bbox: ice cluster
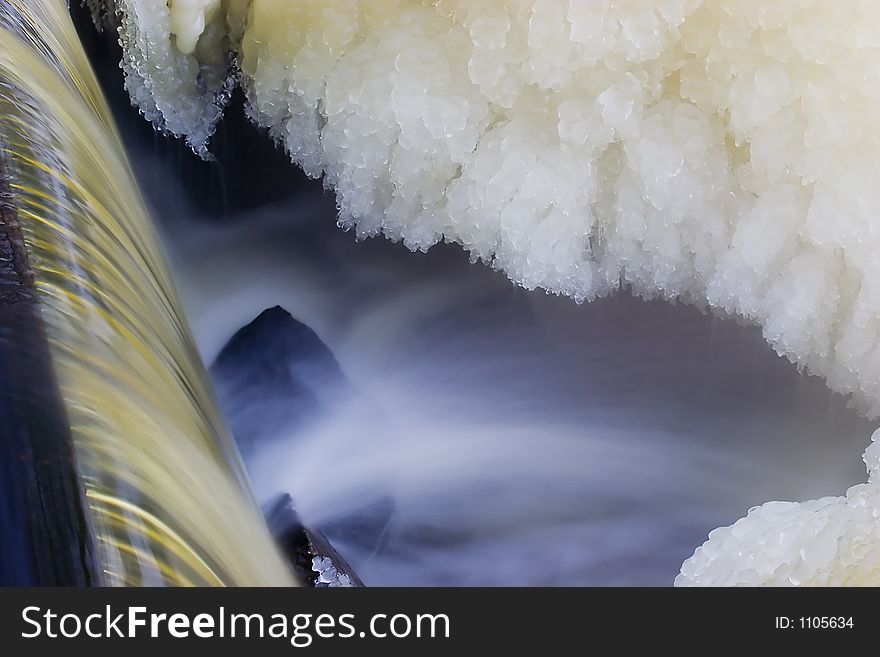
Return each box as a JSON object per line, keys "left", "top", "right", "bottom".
{"left": 96, "top": 1, "right": 880, "bottom": 585}
{"left": 311, "top": 556, "right": 354, "bottom": 588}
{"left": 89, "top": 0, "right": 240, "bottom": 155}
{"left": 677, "top": 429, "right": 880, "bottom": 585}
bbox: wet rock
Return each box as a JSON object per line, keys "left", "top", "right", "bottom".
{"left": 210, "top": 305, "right": 348, "bottom": 463}
{"left": 263, "top": 493, "right": 363, "bottom": 587}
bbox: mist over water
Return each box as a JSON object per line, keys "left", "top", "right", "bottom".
{"left": 164, "top": 208, "right": 874, "bottom": 585}
{"left": 75, "top": 7, "right": 874, "bottom": 584}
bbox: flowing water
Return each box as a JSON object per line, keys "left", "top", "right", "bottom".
{"left": 104, "top": 93, "right": 874, "bottom": 585}
{"left": 1, "top": 0, "right": 874, "bottom": 587}
{"left": 156, "top": 202, "right": 874, "bottom": 586}
{"left": 0, "top": 0, "right": 290, "bottom": 586}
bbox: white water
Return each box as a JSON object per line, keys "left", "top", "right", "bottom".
{"left": 155, "top": 192, "right": 872, "bottom": 585}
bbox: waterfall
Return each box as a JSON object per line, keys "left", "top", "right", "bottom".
{"left": 0, "top": 0, "right": 290, "bottom": 586}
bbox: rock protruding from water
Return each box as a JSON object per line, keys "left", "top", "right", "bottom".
{"left": 210, "top": 306, "right": 395, "bottom": 565}
{"left": 262, "top": 493, "right": 363, "bottom": 587}
{"left": 210, "top": 306, "right": 348, "bottom": 464}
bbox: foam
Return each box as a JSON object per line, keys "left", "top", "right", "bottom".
{"left": 96, "top": 0, "right": 880, "bottom": 585}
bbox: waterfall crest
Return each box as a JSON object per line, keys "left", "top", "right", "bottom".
{"left": 0, "top": 0, "right": 291, "bottom": 586}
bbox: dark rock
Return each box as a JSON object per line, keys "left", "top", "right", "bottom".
{"left": 263, "top": 493, "right": 363, "bottom": 587}
{"left": 0, "top": 157, "right": 97, "bottom": 586}
{"left": 210, "top": 306, "right": 348, "bottom": 463}
{"left": 211, "top": 306, "right": 394, "bottom": 571}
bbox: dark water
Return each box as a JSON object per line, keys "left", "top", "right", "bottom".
{"left": 75, "top": 7, "right": 875, "bottom": 586}
{"left": 165, "top": 208, "right": 873, "bottom": 586}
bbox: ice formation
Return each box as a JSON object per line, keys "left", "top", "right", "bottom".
{"left": 312, "top": 556, "right": 354, "bottom": 588}
{"left": 94, "top": 1, "right": 880, "bottom": 585}
{"left": 677, "top": 430, "right": 880, "bottom": 586}
{"left": 88, "top": 0, "right": 239, "bottom": 155}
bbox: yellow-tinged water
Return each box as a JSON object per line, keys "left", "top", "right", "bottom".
{"left": 0, "top": 0, "right": 292, "bottom": 586}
